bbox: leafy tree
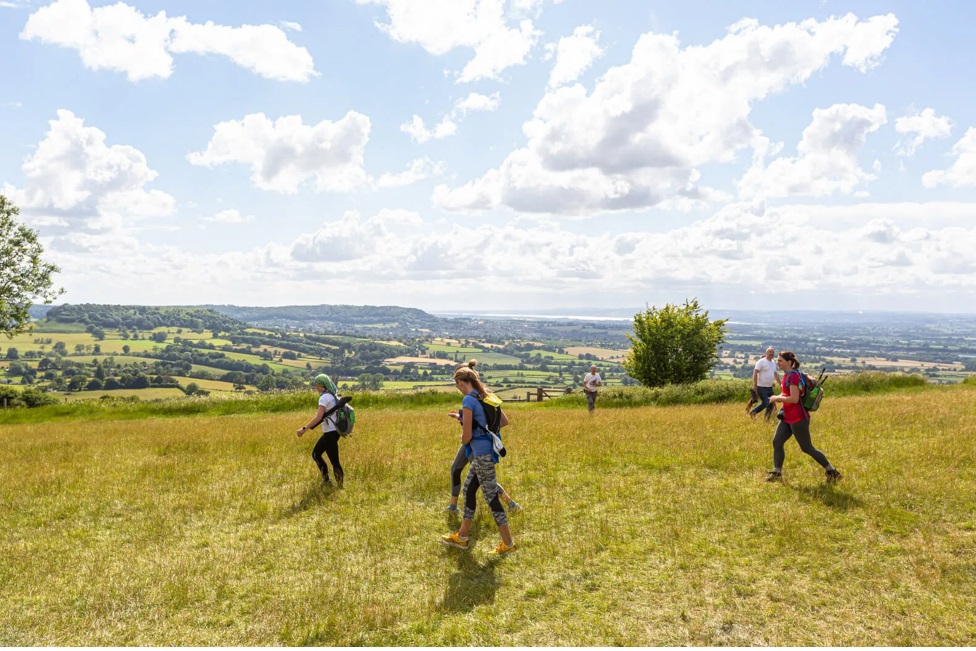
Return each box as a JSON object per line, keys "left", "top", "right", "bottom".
{"left": 5, "top": 347, "right": 17, "bottom": 360}
{"left": 67, "top": 374, "right": 88, "bottom": 391}
{"left": 622, "top": 299, "right": 727, "bottom": 388}
{"left": 52, "top": 341, "right": 68, "bottom": 356}
{"left": 354, "top": 373, "right": 384, "bottom": 390}
{"left": 184, "top": 382, "right": 200, "bottom": 396}
{"left": 18, "top": 386, "right": 59, "bottom": 408}
{"left": 122, "top": 345, "right": 131, "bottom": 354}
{"left": 0, "top": 195, "right": 64, "bottom": 337}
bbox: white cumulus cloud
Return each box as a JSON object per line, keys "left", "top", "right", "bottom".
{"left": 434, "top": 13, "right": 900, "bottom": 215}
{"left": 400, "top": 114, "right": 458, "bottom": 144}
{"left": 187, "top": 112, "right": 371, "bottom": 193}
{"left": 20, "top": 0, "right": 317, "bottom": 82}
{"left": 290, "top": 210, "right": 399, "bottom": 262}
{"left": 355, "top": 0, "right": 543, "bottom": 82}
{"left": 894, "top": 108, "right": 952, "bottom": 157}
{"left": 374, "top": 158, "right": 445, "bottom": 189}
{"left": 455, "top": 91, "right": 501, "bottom": 114}
{"left": 6, "top": 109, "right": 175, "bottom": 226}
{"left": 545, "top": 24, "right": 604, "bottom": 89}
{"left": 738, "top": 103, "right": 887, "bottom": 199}
{"left": 923, "top": 128, "right": 976, "bottom": 188}
{"left": 401, "top": 92, "right": 499, "bottom": 143}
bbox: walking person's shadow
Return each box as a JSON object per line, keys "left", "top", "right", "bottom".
{"left": 280, "top": 482, "right": 338, "bottom": 519}
{"left": 440, "top": 547, "right": 500, "bottom": 613}
{"left": 794, "top": 483, "right": 863, "bottom": 511}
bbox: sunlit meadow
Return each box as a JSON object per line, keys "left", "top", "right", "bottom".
{"left": 1, "top": 383, "right": 975, "bottom": 645}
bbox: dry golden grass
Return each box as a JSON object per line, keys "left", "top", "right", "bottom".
{"left": 1, "top": 386, "right": 975, "bottom": 645}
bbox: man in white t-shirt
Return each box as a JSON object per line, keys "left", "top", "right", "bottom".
{"left": 750, "top": 347, "right": 780, "bottom": 420}
{"left": 583, "top": 365, "right": 602, "bottom": 413}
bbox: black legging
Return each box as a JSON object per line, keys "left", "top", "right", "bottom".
{"left": 772, "top": 418, "right": 830, "bottom": 469}
{"left": 312, "top": 430, "right": 343, "bottom": 483}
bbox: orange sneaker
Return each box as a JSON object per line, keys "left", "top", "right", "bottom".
{"left": 440, "top": 532, "right": 469, "bottom": 549}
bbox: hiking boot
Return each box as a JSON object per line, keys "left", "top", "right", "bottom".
{"left": 440, "top": 532, "right": 469, "bottom": 550}
{"left": 765, "top": 470, "right": 782, "bottom": 482}
{"left": 493, "top": 541, "right": 517, "bottom": 556}
{"left": 507, "top": 500, "right": 522, "bottom": 514}
{"left": 321, "top": 476, "right": 333, "bottom": 487}
{"left": 826, "top": 469, "right": 842, "bottom": 483}
{"left": 335, "top": 473, "right": 344, "bottom": 489}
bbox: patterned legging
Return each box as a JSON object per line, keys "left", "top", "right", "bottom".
{"left": 462, "top": 454, "right": 508, "bottom": 526}
{"left": 450, "top": 446, "right": 505, "bottom": 497}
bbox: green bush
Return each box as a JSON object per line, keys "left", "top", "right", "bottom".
{"left": 19, "top": 387, "right": 61, "bottom": 408}
{"left": 0, "top": 385, "right": 60, "bottom": 409}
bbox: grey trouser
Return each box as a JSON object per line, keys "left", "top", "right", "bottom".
{"left": 772, "top": 418, "right": 830, "bottom": 469}
{"left": 586, "top": 391, "right": 597, "bottom": 411}
{"left": 462, "top": 454, "right": 508, "bottom": 526}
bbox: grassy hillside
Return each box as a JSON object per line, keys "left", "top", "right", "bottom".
{"left": 1, "top": 384, "right": 974, "bottom": 645}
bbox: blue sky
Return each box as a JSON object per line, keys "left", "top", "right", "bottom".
{"left": 2, "top": 0, "right": 976, "bottom": 314}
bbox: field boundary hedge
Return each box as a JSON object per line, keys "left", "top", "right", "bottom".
{"left": 0, "top": 372, "right": 950, "bottom": 425}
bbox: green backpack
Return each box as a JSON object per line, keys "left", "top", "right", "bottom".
{"left": 790, "top": 369, "right": 827, "bottom": 412}
{"left": 322, "top": 393, "right": 355, "bottom": 436}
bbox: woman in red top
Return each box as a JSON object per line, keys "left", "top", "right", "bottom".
{"left": 765, "top": 351, "right": 841, "bottom": 483}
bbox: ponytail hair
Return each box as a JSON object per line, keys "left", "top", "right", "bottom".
{"left": 779, "top": 350, "right": 800, "bottom": 369}
{"left": 453, "top": 359, "right": 491, "bottom": 398}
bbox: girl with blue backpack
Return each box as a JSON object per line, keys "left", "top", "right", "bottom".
{"left": 440, "top": 361, "right": 517, "bottom": 556}
{"left": 446, "top": 361, "right": 522, "bottom": 516}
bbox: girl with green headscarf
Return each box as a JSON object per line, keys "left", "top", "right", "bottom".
{"left": 296, "top": 374, "right": 344, "bottom": 487}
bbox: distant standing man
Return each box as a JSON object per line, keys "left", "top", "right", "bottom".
{"left": 751, "top": 347, "right": 780, "bottom": 421}
{"left": 583, "top": 365, "right": 602, "bottom": 413}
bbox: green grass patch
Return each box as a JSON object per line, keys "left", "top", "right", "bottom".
{"left": 1, "top": 385, "right": 975, "bottom": 644}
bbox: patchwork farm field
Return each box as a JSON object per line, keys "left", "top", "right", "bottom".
{"left": 1, "top": 385, "right": 975, "bottom": 645}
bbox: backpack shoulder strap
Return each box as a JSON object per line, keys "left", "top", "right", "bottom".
{"left": 307, "top": 395, "right": 351, "bottom": 429}
{"left": 787, "top": 369, "right": 806, "bottom": 393}
{"left": 471, "top": 399, "right": 495, "bottom": 438}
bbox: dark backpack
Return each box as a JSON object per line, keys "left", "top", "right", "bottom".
{"left": 472, "top": 395, "right": 506, "bottom": 459}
